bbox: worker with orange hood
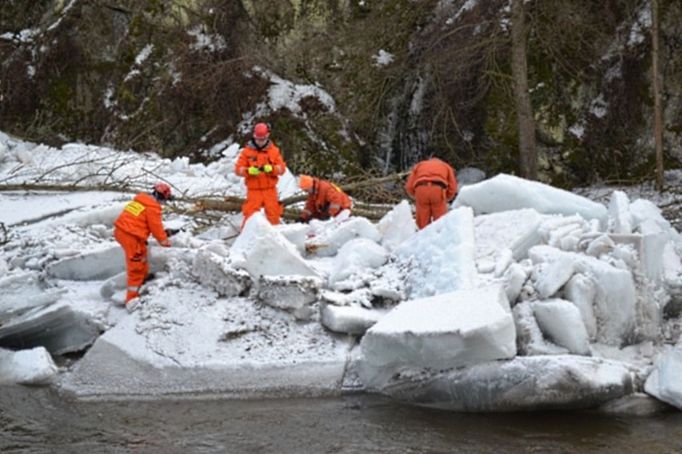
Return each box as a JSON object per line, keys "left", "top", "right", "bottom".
{"left": 405, "top": 157, "right": 458, "bottom": 229}
{"left": 235, "top": 122, "right": 286, "bottom": 227}
{"left": 297, "top": 175, "right": 352, "bottom": 222}
{"left": 114, "top": 182, "right": 172, "bottom": 312}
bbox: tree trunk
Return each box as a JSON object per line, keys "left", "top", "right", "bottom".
{"left": 652, "top": 0, "right": 665, "bottom": 191}
{"left": 510, "top": 0, "right": 537, "bottom": 180}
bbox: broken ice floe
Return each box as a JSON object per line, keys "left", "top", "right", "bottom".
{"left": 60, "top": 290, "right": 353, "bottom": 398}
{"left": 0, "top": 304, "right": 103, "bottom": 355}
{"left": 395, "top": 207, "right": 476, "bottom": 298}
{"left": 231, "top": 213, "right": 319, "bottom": 277}
{"left": 359, "top": 285, "right": 516, "bottom": 388}
{"left": 320, "top": 302, "right": 384, "bottom": 335}
{"left": 191, "top": 248, "right": 251, "bottom": 297}
{"left": 304, "top": 216, "right": 381, "bottom": 257}
{"left": 0, "top": 346, "right": 58, "bottom": 386}
{"left": 371, "top": 355, "right": 633, "bottom": 412}
{"left": 0, "top": 270, "right": 66, "bottom": 323}
{"left": 256, "top": 275, "right": 322, "bottom": 320}
{"left": 376, "top": 200, "right": 417, "bottom": 252}
{"left": 644, "top": 346, "right": 682, "bottom": 410}
{"left": 5, "top": 146, "right": 682, "bottom": 413}
{"left": 455, "top": 173, "right": 608, "bottom": 224}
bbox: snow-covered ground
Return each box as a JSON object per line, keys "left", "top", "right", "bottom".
{"left": 2, "top": 130, "right": 682, "bottom": 413}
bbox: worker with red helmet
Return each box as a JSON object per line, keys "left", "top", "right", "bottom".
{"left": 405, "top": 157, "right": 458, "bottom": 229}
{"left": 235, "top": 122, "right": 287, "bottom": 227}
{"left": 297, "top": 175, "right": 352, "bottom": 222}
{"left": 114, "top": 182, "right": 172, "bottom": 312}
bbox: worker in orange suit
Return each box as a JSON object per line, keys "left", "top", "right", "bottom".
{"left": 297, "top": 175, "right": 352, "bottom": 222}
{"left": 114, "top": 182, "right": 172, "bottom": 312}
{"left": 235, "top": 122, "right": 286, "bottom": 228}
{"left": 405, "top": 157, "right": 458, "bottom": 229}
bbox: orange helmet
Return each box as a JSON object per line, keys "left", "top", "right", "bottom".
{"left": 298, "top": 175, "right": 313, "bottom": 191}
{"left": 153, "top": 182, "right": 172, "bottom": 201}
{"left": 253, "top": 123, "right": 270, "bottom": 139}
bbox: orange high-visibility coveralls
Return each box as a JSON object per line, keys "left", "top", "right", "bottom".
{"left": 114, "top": 193, "right": 169, "bottom": 303}
{"left": 405, "top": 158, "right": 458, "bottom": 229}
{"left": 300, "top": 178, "right": 352, "bottom": 221}
{"left": 235, "top": 139, "right": 286, "bottom": 226}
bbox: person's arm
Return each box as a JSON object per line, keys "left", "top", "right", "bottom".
{"left": 325, "top": 185, "right": 347, "bottom": 217}
{"left": 270, "top": 146, "right": 286, "bottom": 175}
{"left": 405, "top": 164, "right": 418, "bottom": 197}
{"left": 300, "top": 195, "right": 315, "bottom": 221}
{"left": 446, "top": 167, "right": 458, "bottom": 200}
{"left": 147, "top": 204, "right": 170, "bottom": 246}
{"left": 234, "top": 149, "right": 249, "bottom": 177}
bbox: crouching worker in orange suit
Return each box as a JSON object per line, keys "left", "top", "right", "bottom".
{"left": 297, "top": 175, "right": 352, "bottom": 222}
{"left": 235, "top": 122, "right": 286, "bottom": 229}
{"left": 114, "top": 182, "right": 172, "bottom": 311}
{"left": 405, "top": 157, "right": 458, "bottom": 229}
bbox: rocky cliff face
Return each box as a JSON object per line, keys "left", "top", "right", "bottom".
{"left": 1, "top": 0, "right": 680, "bottom": 185}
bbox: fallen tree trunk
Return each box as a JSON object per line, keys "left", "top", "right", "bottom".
{"left": 0, "top": 171, "right": 410, "bottom": 222}
{"left": 193, "top": 197, "right": 394, "bottom": 222}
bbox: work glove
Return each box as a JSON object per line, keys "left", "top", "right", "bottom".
{"left": 263, "top": 164, "right": 273, "bottom": 173}
{"left": 247, "top": 166, "right": 260, "bottom": 176}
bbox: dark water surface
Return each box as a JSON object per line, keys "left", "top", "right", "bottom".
{"left": 2, "top": 386, "right": 682, "bottom": 453}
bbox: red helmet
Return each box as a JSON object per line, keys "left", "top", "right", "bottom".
{"left": 253, "top": 122, "right": 270, "bottom": 139}
{"left": 298, "top": 175, "right": 314, "bottom": 191}
{"left": 153, "top": 182, "right": 172, "bottom": 201}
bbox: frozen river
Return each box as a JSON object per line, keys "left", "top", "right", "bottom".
{"left": 2, "top": 386, "right": 682, "bottom": 453}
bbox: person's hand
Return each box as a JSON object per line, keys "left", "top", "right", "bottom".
{"left": 263, "top": 164, "right": 273, "bottom": 173}
{"left": 248, "top": 166, "right": 260, "bottom": 176}
{"left": 160, "top": 239, "right": 171, "bottom": 247}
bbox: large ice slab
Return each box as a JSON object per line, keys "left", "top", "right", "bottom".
{"left": 256, "top": 275, "right": 322, "bottom": 320}
{"left": 0, "top": 304, "right": 103, "bottom": 355}
{"left": 0, "top": 346, "right": 58, "bottom": 385}
{"left": 455, "top": 173, "right": 608, "bottom": 224}
{"left": 474, "top": 208, "right": 544, "bottom": 262}
{"left": 513, "top": 302, "right": 569, "bottom": 355}
{"left": 644, "top": 347, "right": 682, "bottom": 410}
{"left": 376, "top": 200, "right": 417, "bottom": 251}
{"left": 46, "top": 245, "right": 124, "bottom": 280}
{"left": 231, "top": 213, "right": 319, "bottom": 277}
{"left": 0, "top": 270, "right": 66, "bottom": 323}
{"left": 60, "top": 289, "right": 352, "bottom": 398}
{"left": 192, "top": 248, "right": 252, "bottom": 297}
{"left": 373, "top": 355, "right": 633, "bottom": 411}
{"left": 395, "top": 207, "right": 477, "bottom": 298}
{"left": 533, "top": 256, "right": 576, "bottom": 298}
{"left": 360, "top": 285, "right": 516, "bottom": 388}
{"left": 564, "top": 274, "right": 598, "bottom": 339}
{"left": 532, "top": 299, "right": 590, "bottom": 355}
{"left": 320, "top": 302, "right": 384, "bottom": 335}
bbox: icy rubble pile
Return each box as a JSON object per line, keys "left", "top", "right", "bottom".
{"left": 3, "top": 170, "right": 682, "bottom": 412}
{"left": 356, "top": 175, "right": 682, "bottom": 411}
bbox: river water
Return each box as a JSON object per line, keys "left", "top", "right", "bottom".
{"left": 2, "top": 386, "right": 682, "bottom": 453}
